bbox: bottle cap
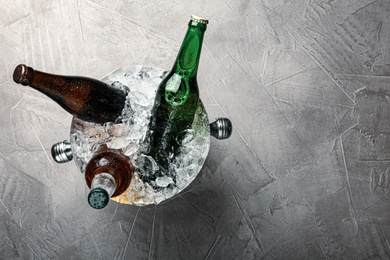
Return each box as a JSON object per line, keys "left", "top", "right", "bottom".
{"left": 13, "top": 64, "right": 28, "bottom": 85}
{"left": 88, "top": 188, "right": 109, "bottom": 209}
{"left": 51, "top": 140, "right": 73, "bottom": 163}
{"left": 191, "top": 15, "right": 208, "bottom": 24}
{"left": 210, "top": 118, "right": 233, "bottom": 140}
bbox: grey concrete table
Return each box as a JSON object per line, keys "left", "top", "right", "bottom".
{"left": 1, "top": 0, "right": 390, "bottom": 259}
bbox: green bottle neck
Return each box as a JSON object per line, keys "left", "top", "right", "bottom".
{"left": 173, "top": 20, "right": 207, "bottom": 78}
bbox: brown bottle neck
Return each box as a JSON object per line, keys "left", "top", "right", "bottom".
{"left": 14, "top": 65, "right": 70, "bottom": 90}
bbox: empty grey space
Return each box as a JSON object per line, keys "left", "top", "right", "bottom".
{"left": 1, "top": 0, "right": 390, "bottom": 259}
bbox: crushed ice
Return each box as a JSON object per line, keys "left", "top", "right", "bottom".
{"left": 70, "top": 64, "right": 210, "bottom": 206}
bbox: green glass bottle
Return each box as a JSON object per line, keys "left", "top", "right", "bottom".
{"left": 146, "top": 15, "right": 208, "bottom": 174}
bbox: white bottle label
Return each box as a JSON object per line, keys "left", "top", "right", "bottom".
{"left": 165, "top": 73, "right": 182, "bottom": 93}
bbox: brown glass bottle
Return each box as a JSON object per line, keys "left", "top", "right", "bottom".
{"left": 85, "top": 145, "right": 133, "bottom": 209}
{"left": 13, "top": 64, "right": 126, "bottom": 124}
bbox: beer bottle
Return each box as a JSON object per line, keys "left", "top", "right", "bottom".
{"left": 146, "top": 15, "right": 208, "bottom": 173}
{"left": 13, "top": 64, "right": 126, "bottom": 124}
{"left": 85, "top": 145, "right": 133, "bottom": 209}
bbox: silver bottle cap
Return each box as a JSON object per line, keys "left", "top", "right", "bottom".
{"left": 51, "top": 140, "right": 73, "bottom": 163}
{"left": 191, "top": 15, "right": 208, "bottom": 24}
{"left": 210, "top": 118, "right": 232, "bottom": 140}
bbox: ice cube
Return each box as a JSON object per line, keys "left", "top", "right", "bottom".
{"left": 107, "top": 137, "right": 131, "bottom": 149}
{"left": 156, "top": 176, "right": 173, "bottom": 188}
{"left": 176, "top": 129, "right": 196, "bottom": 146}
{"left": 123, "top": 64, "right": 143, "bottom": 77}
{"left": 105, "top": 123, "right": 128, "bottom": 137}
{"left": 129, "top": 91, "right": 149, "bottom": 107}
{"left": 123, "top": 142, "right": 139, "bottom": 156}
{"left": 137, "top": 154, "right": 158, "bottom": 177}
{"left": 140, "top": 66, "right": 166, "bottom": 79}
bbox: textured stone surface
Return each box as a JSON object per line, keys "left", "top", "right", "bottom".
{"left": 1, "top": 0, "right": 390, "bottom": 259}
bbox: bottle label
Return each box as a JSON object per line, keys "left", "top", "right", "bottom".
{"left": 165, "top": 73, "right": 182, "bottom": 93}
{"left": 165, "top": 73, "right": 190, "bottom": 106}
